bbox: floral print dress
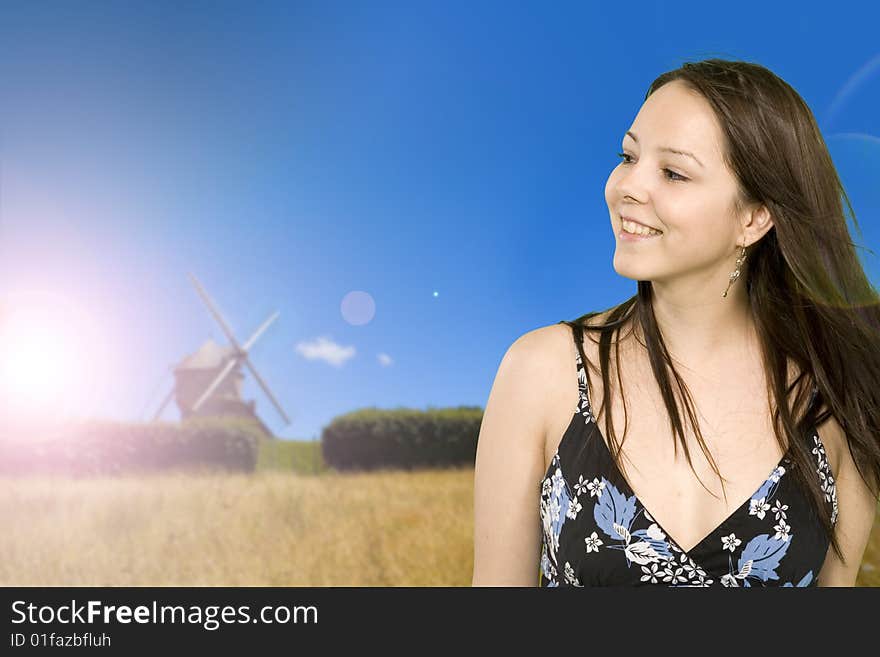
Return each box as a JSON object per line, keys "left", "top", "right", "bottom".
{"left": 538, "top": 324, "right": 839, "bottom": 588}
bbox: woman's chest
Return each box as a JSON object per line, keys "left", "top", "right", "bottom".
{"left": 542, "top": 340, "right": 794, "bottom": 554}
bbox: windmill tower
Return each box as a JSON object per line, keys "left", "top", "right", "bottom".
{"left": 151, "top": 273, "right": 292, "bottom": 437}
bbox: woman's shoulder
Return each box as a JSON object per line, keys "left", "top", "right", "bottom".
{"left": 502, "top": 311, "right": 628, "bottom": 404}
{"left": 513, "top": 313, "right": 608, "bottom": 358}
{"left": 505, "top": 322, "right": 573, "bottom": 373}
{"left": 508, "top": 314, "right": 616, "bottom": 390}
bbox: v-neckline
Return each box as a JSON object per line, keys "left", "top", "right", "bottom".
{"left": 589, "top": 417, "right": 793, "bottom": 557}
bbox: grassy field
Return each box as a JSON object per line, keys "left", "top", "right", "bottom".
{"left": 0, "top": 465, "right": 876, "bottom": 586}
{"left": 0, "top": 466, "right": 474, "bottom": 586}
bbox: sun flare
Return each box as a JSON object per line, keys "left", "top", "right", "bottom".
{"left": 0, "top": 289, "right": 102, "bottom": 422}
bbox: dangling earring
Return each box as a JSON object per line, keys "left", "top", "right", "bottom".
{"left": 722, "top": 244, "right": 747, "bottom": 298}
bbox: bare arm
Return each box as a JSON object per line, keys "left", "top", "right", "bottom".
{"left": 472, "top": 329, "right": 554, "bottom": 586}
{"left": 816, "top": 415, "right": 880, "bottom": 586}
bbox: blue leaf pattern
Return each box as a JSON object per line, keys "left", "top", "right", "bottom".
{"left": 630, "top": 529, "right": 674, "bottom": 561}
{"left": 751, "top": 477, "right": 776, "bottom": 506}
{"left": 593, "top": 477, "right": 636, "bottom": 541}
{"left": 736, "top": 534, "right": 791, "bottom": 582}
{"left": 782, "top": 570, "right": 814, "bottom": 587}
{"left": 540, "top": 460, "right": 572, "bottom": 574}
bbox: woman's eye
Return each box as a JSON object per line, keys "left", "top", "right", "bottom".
{"left": 616, "top": 152, "right": 688, "bottom": 182}
{"left": 662, "top": 169, "right": 687, "bottom": 182}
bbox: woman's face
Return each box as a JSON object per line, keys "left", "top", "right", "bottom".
{"left": 604, "top": 80, "right": 745, "bottom": 286}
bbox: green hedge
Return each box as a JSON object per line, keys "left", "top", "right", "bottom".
{"left": 0, "top": 416, "right": 264, "bottom": 476}
{"left": 321, "top": 406, "right": 482, "bottom": 471}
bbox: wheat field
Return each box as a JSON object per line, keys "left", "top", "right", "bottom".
{"left": 0, "top": 467, "right": 877, "bottom": 587}
{"left": 0, "top": 467, "right": 473, "bottom": 587}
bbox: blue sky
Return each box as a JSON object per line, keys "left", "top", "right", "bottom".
{"left": 0, "top": 1, "right": 878, "bottom": 440}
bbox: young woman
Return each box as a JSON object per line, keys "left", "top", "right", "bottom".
{"left": 472, "top": 59, "right": 880, "bottom": 587}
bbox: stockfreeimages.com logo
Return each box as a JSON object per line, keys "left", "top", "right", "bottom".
{"left": 11, "top": 599, "right": 318, "bottom": 631}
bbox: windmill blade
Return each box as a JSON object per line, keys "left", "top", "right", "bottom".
{"left": 151, "top": 388, "right": 176, "bottom": 422}
{"left": 242, "top": 357, "right": 291, "bottom": 426}
{"left": 192, "top": 357, "right": 240, "bottom": 413}
{"left": 188, "top": 273, "right": 245, "bottom": 351}
{"left": 243, "top": 311, "right": 279, "bottom": 351}
{"left": 187, "top": 273, "right": 290, "bottom": 426}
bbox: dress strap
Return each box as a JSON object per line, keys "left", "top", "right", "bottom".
{"left": 558, "top": 320, "right": 589, "bottom": 399}
{"left": 806, "top": 383, "right": 823, "bottom": 423}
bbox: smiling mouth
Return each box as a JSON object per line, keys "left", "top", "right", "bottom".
{"left": 620, "top": 218, "right": 663, "bottom": 237}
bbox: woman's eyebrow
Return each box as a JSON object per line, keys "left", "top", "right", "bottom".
{"left": 625, "top": 130, "right": 704, "bottom": 169}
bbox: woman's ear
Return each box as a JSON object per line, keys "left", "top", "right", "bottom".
{"left": 743, "top": 203, "right": 774, "bottom": 245}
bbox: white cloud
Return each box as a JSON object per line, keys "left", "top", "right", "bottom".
{"left": 294, "top": 336, "right": 355, "bottom": 368}
{"left": 377, "top": 353, "right": 393, "bottom": 367}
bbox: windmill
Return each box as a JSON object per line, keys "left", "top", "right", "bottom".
{"left": 150, "top": 273, "right": 292, "bottom": 437}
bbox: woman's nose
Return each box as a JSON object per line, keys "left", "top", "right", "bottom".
{"left": 613, "top": 159, "right": 650, "bottom": 202}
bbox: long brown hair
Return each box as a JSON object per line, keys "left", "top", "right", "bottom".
{"left": 563, "top": 58, "right": 880, "bottom": 565}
